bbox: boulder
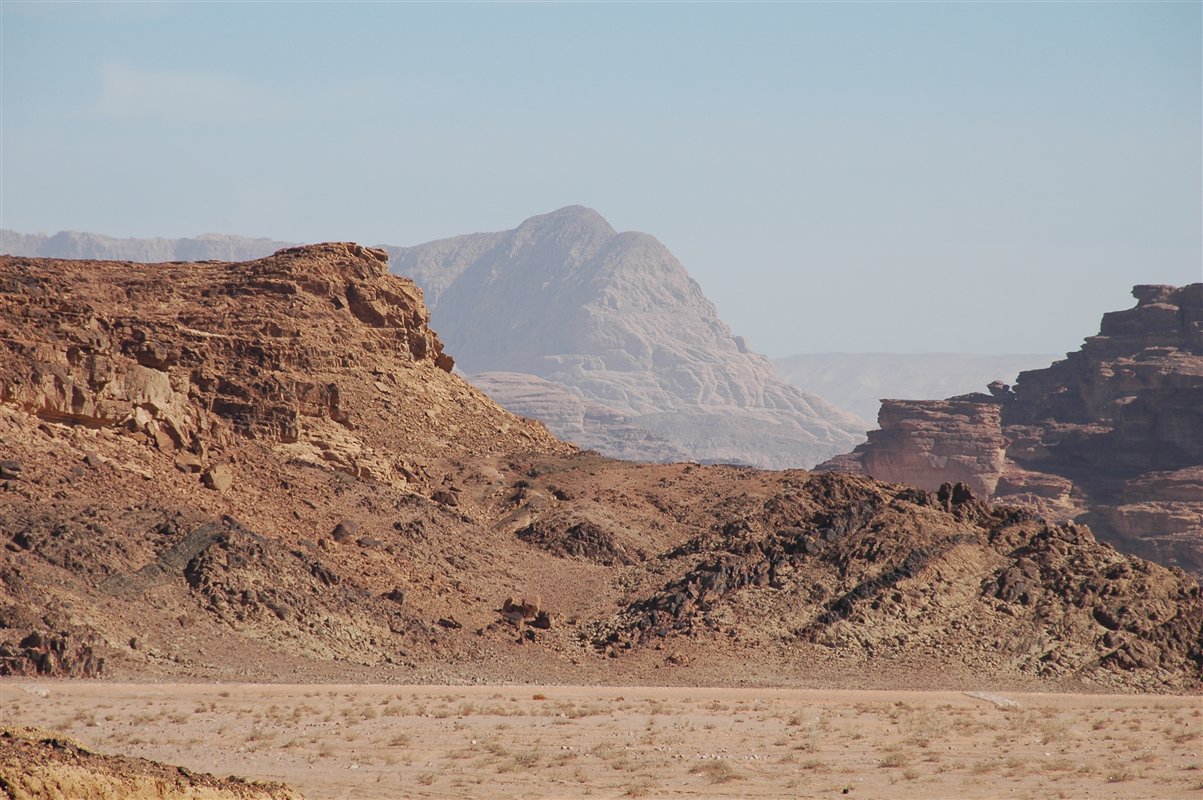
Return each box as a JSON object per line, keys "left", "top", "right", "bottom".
{"left": 201, "top": 464, "right": 233, "bottom": 492}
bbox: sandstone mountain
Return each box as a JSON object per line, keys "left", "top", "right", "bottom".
{"left": 386, "top": 206, "right": 867, "bottom": 469}
{"left": 1, "top": 229, "right": 289, "bottom": 263}
{"left": 0, "top": 248, "right": 1199, "bottom": 693}
{"left": 821, "top": 284, "right": 1203, "bottom": 576}
{"left": 775, "top": 352, "right": 1058, "bottom": 424}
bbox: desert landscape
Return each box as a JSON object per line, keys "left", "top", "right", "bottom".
{"left": 0, "top": 243, "right": 1199, "bottom": 798}
{"left": 3, "top": 4, "right": 1201, "bottom": 798}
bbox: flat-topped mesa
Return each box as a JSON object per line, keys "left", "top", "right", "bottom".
{"left": 860, "top": 396, "right": 1007, "bottom": 499}
{"left": 817, "top": 283, "right": 1203, "bottom": 574}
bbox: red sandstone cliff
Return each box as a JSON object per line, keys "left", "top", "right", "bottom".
{"left": 820, "top": 284, "right": 1203, "bottom": 574}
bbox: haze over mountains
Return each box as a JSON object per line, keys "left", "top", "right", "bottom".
{"left": 775, "top": 353, "right": 1060, "bottom": 424}
{"left": 386, "top": 206, "right": 867, "bottom": 468}
{"left": 0, "top": 229, "right": 288, "bottom": 263}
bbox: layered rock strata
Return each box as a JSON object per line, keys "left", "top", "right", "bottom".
{"left": 821, "top": 284, "right": 1203, "bottom": 574}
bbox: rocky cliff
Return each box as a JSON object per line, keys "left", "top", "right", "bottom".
{"left": 386, "top": 206, "right": 866, "bottom": 469}
{"left": 821, "top": 284, "right": 1203, "bottom": 574}
{"left": 0, "top": 249, "right": 1199, "bottom": 692}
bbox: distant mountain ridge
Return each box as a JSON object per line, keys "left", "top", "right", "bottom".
{"left": 1, "top": 229, "right": 290, "bottom": 262}
{"left": 387, "top": 206, "right": 867, "bottom": 468}
{"left": 775, "top": 352, "right": 1060, "bottom": 423}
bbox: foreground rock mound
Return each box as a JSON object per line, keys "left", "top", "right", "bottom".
{"left": 388, "top": 206, "right": 866, "bottom": 468}
{"left": 0, "top": 251, "right": 1198, "bottom": 692}
{"left": 821, "top": 284, "right": 1203, "bottom": 575}
{"left": 0, "top": 726, "right": 302, "bottom": 799}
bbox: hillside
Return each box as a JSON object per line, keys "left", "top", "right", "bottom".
{"left": 821, "top": 284, "right": 1203, "bottom": 575}
{"left": 0, "top": 248, "right": 1199, "bottom": 693}
{"left": 387, "top": 206, "right": 867, "bottom": 469}
{"left": 775, "top": 353, "right": 1058, "bottom": 424}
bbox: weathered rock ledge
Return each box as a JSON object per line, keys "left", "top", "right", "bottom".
{"left": 820, "top": 284, "right": 1203, "bottom": 574}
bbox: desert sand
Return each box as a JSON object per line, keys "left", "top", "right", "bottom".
{"left": 4, "top": 681, "right": 1199, "bottom": 799}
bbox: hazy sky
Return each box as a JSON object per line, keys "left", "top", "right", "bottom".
{"left": 3, "top": 2, "right": 1199, "bottom": 357}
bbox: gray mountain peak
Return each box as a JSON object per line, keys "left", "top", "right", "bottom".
{"left": 387, "top": 209, "right": 867, "bottom": 468}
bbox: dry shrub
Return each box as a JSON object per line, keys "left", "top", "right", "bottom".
{"left": 689, "top": 760, "right": 743, "bottom": 784}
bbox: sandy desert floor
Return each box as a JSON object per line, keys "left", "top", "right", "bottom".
{"left": 2, "top": 682, "right": 1200, "bottom": 800}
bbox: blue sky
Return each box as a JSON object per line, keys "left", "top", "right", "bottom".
{"left": 3, "top": 1, "right": 1199, "bottom": 356}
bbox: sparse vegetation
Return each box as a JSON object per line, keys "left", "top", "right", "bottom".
{"left": 8, "top": 684, "right": 1200, "bottom": 799}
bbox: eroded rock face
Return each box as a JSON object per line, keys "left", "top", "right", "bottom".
{"left": 0, "top": 244, "right": 559, "bottom": 487}
{"left": 820, "top": 284, "right": 1203, "bottom": 574}
{"left": 857, "top": 397, "right": 1006, "bottom": 499}
{"left": 388, "top": 206, "right": 867, "bottom": 468}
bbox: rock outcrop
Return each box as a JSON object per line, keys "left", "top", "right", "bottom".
{"left": 0, "top": 726, "right": 303, "bottom": 799}
{"left": 0, "top": 243, "right": 563, "bottom": 488}
{"left": 0, "top": 251, "right": 1199, "bottom": 692}
{"left": 387, "top": 206, "right": 867, "bottom": 468}
{"left": 821, "top": 284, "right": 1203, "bottom": 574}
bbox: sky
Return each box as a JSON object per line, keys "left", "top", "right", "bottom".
{"left": 2, "top": 1, "right": 1200, "bottom": 357}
